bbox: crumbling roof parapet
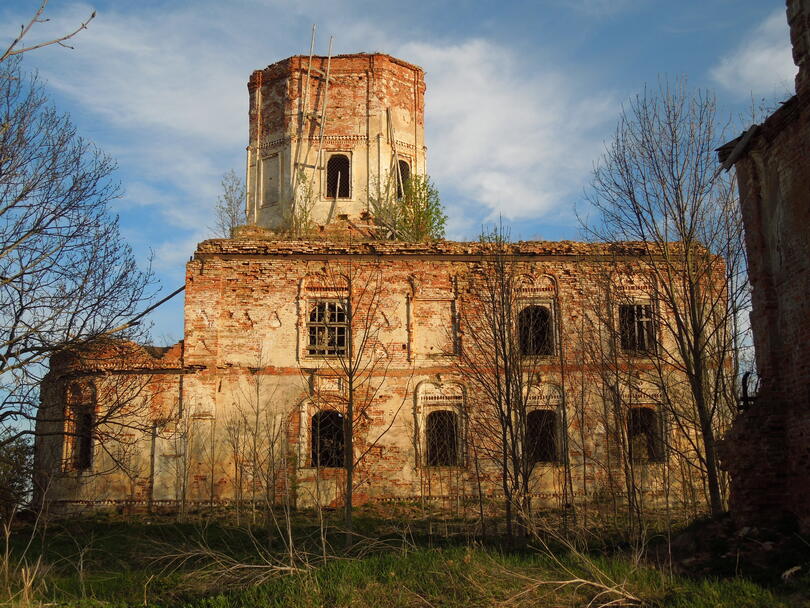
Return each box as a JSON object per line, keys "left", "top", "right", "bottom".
{"left": 193, "top": 235, "right": 686, "bottom": 260}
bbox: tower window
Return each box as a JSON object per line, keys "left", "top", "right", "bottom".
{"left": 628, "top": 407, "right": 664, "bottom": 462}
{"left": 65, "top": 383, "right": 95, "bottom": 472}
{"left": 526, "top": 409, "right": 558, "bottom": 464}
{"left": 426, "top": 410, "right": 459, "bottom": 466}
{"left": 396, "top": 159, "right": 411, "bottom": 198}
{"left": 311, "top": 410, "right": 345, "bottom": 467}
{"left": 518, "top": 305, "right": 554, "bottom": 356}
{"left": 326, "top": 154, "right": 350, "bottom": 198}
{"left": 307, "top": 301, "right": 348, "bottom": 356}
{"left": 619, "top": 304, "right": 655, "bottom": 353}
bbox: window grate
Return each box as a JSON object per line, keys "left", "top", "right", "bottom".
{"left": 307, "top": 301, "right": 348, "bottom": 356}
{"left": 619, "top": 304, "right": 655, "bottom": 353}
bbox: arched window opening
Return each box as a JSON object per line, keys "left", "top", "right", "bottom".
{"left": 619, "top": 304, "right": 655, "bottom": 353}
{"left": 518, "top": 306, "right": 553, "bottom": 356}
{"left": 426, "top": 410, "right": 459, "bottom": 466}
{"left": 628, "top": 407, "right": 664, "bottom": 462}
{"left": 66, "top": 383, "right": 95, "bottom": 472}
{"left": 307, "top": 301, "right": 348, "bottom": 356}
{"left": 326, "top": 154, "right": 350, "bottom": 198}
{"left": 311, "top": 410, "right": 345, "bottom": 467}
{"left": 396, "top": 159, "right": 410, "bottom": 198}
{"left": 526, "top": 409, "right": 557, "bottom": 464}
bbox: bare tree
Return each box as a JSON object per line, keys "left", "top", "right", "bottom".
{"left": 0, "top": 56, "right": 155, "bottom": 444}
{"left": 211, "top": 170, "right": 247, "bottom": 238}
{"left": 1, "top": 0, "right": 95, "bottom": 64}
{"left": 582, "top": 78, "right": 747, "bottom": 516}
{"left": 303, "top": 257, "right": 411, "bottom": 548}
{"left": 455, "top": 227, "right": 569, "bottom": 539}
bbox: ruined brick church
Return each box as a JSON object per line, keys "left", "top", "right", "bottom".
{"left": 35, "top": 53, "right": 710, "bottom": 513}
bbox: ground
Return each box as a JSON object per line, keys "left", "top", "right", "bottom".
{"left": 3, "top": 508, "right": 810, "bottom": 607}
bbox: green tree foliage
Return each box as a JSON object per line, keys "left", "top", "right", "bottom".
{"left": 371, "top": 174, "right": 447, "bottom": 241}
{"left": 0, "top": 435, "right": 32, "bottom": 519}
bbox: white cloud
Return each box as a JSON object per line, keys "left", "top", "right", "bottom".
{"left": 6, "top": 2, "right": 615, "bottom": 240}
{"left": 711, "top": 9, "right": 797, "bottom": 99}
{"left": 2, "top": 0, "right": 620, "bottom": 337}
{"left": 399, "top": 39, "right": 615, "bottom": 221}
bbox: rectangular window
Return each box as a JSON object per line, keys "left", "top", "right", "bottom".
{"left": 628, "top": 407, "right": 665, "bottom": 463}
{"left": 526, "top": 409, "right": 558, "bottom": 464}
{"left": 307, "top": 301, "right": 348, "bottom": 356}
{"left": 619, "top": 304, "right": 655, "bottom": 353}
{"left": 426, "top": 410, "right": 459, "bottom": 466}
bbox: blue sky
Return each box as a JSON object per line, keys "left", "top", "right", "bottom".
{"left": 2, "top": 0, "right": 796, "bottom": 344}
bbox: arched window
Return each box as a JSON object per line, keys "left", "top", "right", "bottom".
{"left": 65, "top": 382, "right": 95, "bottom": 472}
{"left": 628, "top": 407, "right": 664, "bottom": 462}
{"left": 526, "top": 409, "right": 557, "bottom": 464}
{"left": 518, "top": 306, "right": 553, "bottom": 356}
{"left": 307, "top": 301, "right": 348, "bottom": 356}
{"left": 426, "top": 410, "right": 459, "bottom": 466}
{"left": 326, "top": 154, "right": 350, "bottom": 198}
{"left": 311, "top": 410, "right": 345, "bottom": 467}
{"left": 396, "top": 159, "right": 410, "bottom": 198}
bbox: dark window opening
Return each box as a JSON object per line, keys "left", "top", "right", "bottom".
{"left": 311, "top": 410, "right": 345, "bottom": 467}
{"left": 519, "top": 306, "right": 553, "bottom": 356}
{"left": 307, "top": 301, "right": 347, "bottom": 356}
{"left": 426, "top": 410, "right": 459, "bottom": 466}
{"left": 628, "top": 407, "right": 664, "bottom": 462}
{"left": 396, "top": 159, "right": 411, "bottom": 198}
{"left": 326, "top": 154, "right": 350, "bottom": 198}
{"left": 619, "top": 304, "right": 655, "bottom": 353}
{"left": 66, "top": 383, "right": 95, "bottom": 471}
{"left": 526, "top": 409, "right": 557, "bottom": 464}
{"left": 75, "top": 409, "right": 94, "bottom": 470}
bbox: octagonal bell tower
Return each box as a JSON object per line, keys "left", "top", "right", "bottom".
{"left": 246, "top": 53, "right": 427, "bottom": 230}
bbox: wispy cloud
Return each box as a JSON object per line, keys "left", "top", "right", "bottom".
{"left": 5, "top": 1, "right": 617, "bottom": 264}
{"left": 400, "top": 39, "right": 615, "bottom": 223}
{"left": 555, "top": 0, "right": 646, "bottom": 18}
{"left": 711, "top": 9, "right": 796, "bottom": 100}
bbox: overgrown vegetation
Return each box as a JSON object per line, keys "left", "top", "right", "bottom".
{"left": 211, "top": 170, "right": 247, "bottom": 238}
{"left": 370, "top": 174, "right": 447, "bottom": 241}
{"left": 0, "top": 510, "right": 806, "bottom": 607}
{"left": 0, "top": 436, "right": 32, "bottom": 522}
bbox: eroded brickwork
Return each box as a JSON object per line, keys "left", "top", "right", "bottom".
{"left": 718, "top": 0, "right": 810, "bottom": 532}
{"left": 35, "top": 52, "right": 717, "bottom": 515}
{"left": 37, "top": 235, "right": 711, "bottom": 513}
{"left": 246, "top": 54, "right": 426, "bottom": 230}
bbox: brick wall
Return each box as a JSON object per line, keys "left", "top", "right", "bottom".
{"left": 37, "top": 235, "right": 719, "bottom": 513}
{"left": 719, "top": 0, "right": 810, "bottom": 531}
{"left": 246, "top": 54, "right": 427, "bottom": 230}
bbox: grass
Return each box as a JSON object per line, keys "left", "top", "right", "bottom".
{"left": 0, "top": 510, "right": 807, "bottom": 607}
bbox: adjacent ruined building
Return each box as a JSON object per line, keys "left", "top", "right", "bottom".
{"left": 718, "top": 0, "right": 810, "bottom": 532}
{"left": 35, "top": 53, "right": 721, "bottom": 515}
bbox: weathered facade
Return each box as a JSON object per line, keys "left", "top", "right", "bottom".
{"left": 718, "top": 0, "right": 810, "bottom": 532}
{"left": 37, "top": 239, "right": 708, "bottom": 512}
{"left": 246, "top": 54, "right": 426, "bottom": 229}
{"left": 35, "top": 53, "right": 715, "bottom": 515}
